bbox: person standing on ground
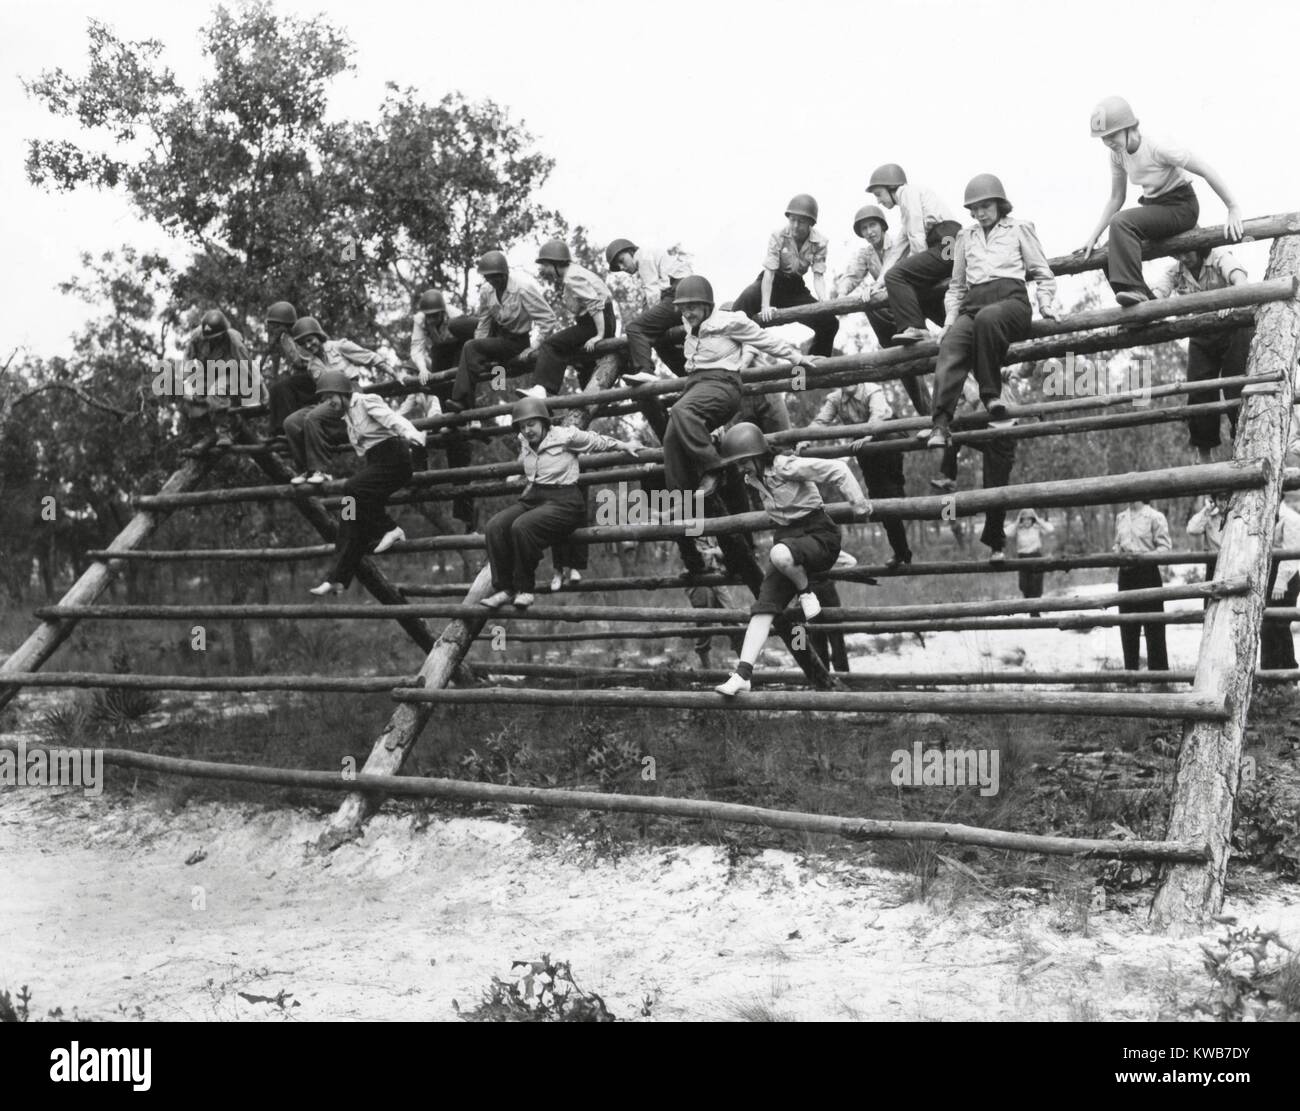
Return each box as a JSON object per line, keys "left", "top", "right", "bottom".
{"left": 1112, "top": 498, "right": 1172, "bottom": 671}
{"left": 1005, "top": 509, "right": 1054, "bottom": 615}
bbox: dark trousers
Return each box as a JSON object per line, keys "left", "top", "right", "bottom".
{"left": 663, "top": 370, "right": 742, "bottom": 490}
{"left": 1019, "top": 568, "right": 1045, "bottom": 601}
{"left": 865, "top": 300, "right": 938, "bottom": 416}
{"left": 1260, "top": 564, "right": 1299, "bottom": 670}
{"left": 732, "top": 271, "right": 838, "bottom": 357}
{"left": 737, "top": 390, "right": 792, "bottom": 433}
{"left": 1117, "top": 564, "right": 1168, "bottom": 671}
{"left": 854, "top": 439, "right": 910, "bottom": 560}
{"left": 551, "top": 491, "right": 591, "bottom": 572}
{"left": 1187, "top": 324, "right": 1254, "bottom": 450}
{"left": 453, "top": 327, "right": 531, "bottom": 408}
{"left": 933, "top": 280, "right": 1032, "bottom": 419}
{"left": 1107, "top": 184, "right": 1199, "bottom": 294}
{"left": 328, "top": 438, "right": 412, "bottom": 587}
{"left": 533, "top": 303, "right": 618, "bottom": 394}
{"left": 809, "top": 581, "right": 850, "bottom": 673}
{"left": 939, "top": 443, "right": 960, "bottom": 481}
{"left": 267, "top": 374, "right": 318, "bottom": 437}
{"left": 626, "top": 294, "right": 686, "bottom": 375}
{"left": 688, "top": 586, "right": 745, "bottom": 656}
{"left": 284, "top": 401, "right": 349, "bottom": 474}
{"left": 485, "top": 484, "right": 587, "bottom": 593}
{"left": 978, "top": 438, "right": 1016, "bottom": 552}
{"left": 884, "top": 238, "right": 956, "bottom": 333}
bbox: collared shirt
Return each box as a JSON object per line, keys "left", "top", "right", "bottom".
{"left": 893, "top": 182, "right": 957, "bottom": 257}
{"left": 631, "top": 247, "right": 692, "bottom": 301}
{"left": 307, "top": 338, "right": 393, "bottom": 384}
{"left": 1006, "top": 514, "right": 1054, "bottom": 556}
{"left": 839, "top": 233, "right": 898, "bottom": 296}
{"left": 518, "top": 424, "right": 627, "bottom": 486}
{"left": 684, "top": 309, "right": 802, "bottom": 373}
{"left": 743, "top": 454, "right": 869, "bottom": 525}
{"left": 1113, "top": 504, "right": 1172, "bottom": 553}
{"left": 810, "top": 381, "right": 894, "bottom": 432}
{"left": 1150, "top": 247, "right": 1247, "bottom": 300}
{"left": 1186, "top": 502, "right": 1225, "bottom": 552}
{"left": 560, "top": 262, "right": 612, "bottom": 321}
{"left": 410, "top": 310, "right": 455, "bottom": 375}
{"left": 763, "top": 226, "right": 829, "bottom": 277}
{"left": 474, "top": 274, "right": 558, "bottom": 340}
{"left": 945, "top": 217, "right": 1058, "bottom": 323}
{"left": 345, "top": 392, "right": 425, "bottom": 456}
{"left": 1110, "top": 134, "right": 1194, "bottom": 199}
{"left": 1274, "top": 502, "right": 1300, "bottom": 590}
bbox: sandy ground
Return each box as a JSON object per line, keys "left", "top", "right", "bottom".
{"left": 3, "top": 786, "right": 1297, "bottom": 1022}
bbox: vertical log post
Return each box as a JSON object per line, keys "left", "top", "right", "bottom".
{"left": 1151, "top": 235, "right": 1300, "bottom": 933}
{"left": 318, "top": 564, "right": 494, "bottom": 849}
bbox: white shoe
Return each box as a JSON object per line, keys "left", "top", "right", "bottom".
{"left": 308, "top": 581, "right": 343, "bottom": 596}
{"left": 514, "top": 386, "right": 548, "bottom": 400}
{"left": 715, "top": 673, "right": 752, "bottom": 697}
{"left": 567, "top": 569, "right": 581, "bottom": 585}
{"left": 549, "top": 570, "right": 565, "bottom": 593}
{"left": 373, "top": 527, "right": 405, "bottom": 554}
{"left": 798, "top": 592, "right": 822, "bottom": 620}
{"left": 512, "top": 592, "right": 535, "bottom": 609}
{"left": 289, "top": 472, "right": 310, "bottom": 485}
{"left": 988, "top": 550, "right": 1006, "bottom": 563}
{"left": 306, "top": 471, "right": 332, "bottom": 485}
{"left": 479, "top": 590, "right": 514, "bottom": 608}
{"left": 621, "top": 371, "right": 658, "bottom": 385}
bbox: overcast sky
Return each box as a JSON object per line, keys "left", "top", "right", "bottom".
{"left": 2, "top": 0, "right": 1297, "bottom": 356}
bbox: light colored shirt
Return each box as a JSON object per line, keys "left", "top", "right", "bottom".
{"left": 744, "top": 453, "right": 869, "bottom": 525}
{"left": 945, "top": 217, "right": 1058, "bottom": 323}
{"left": 1113, "top": 504, "right": 1172, "bottom": 554}
{"left": 560, "top": 262, "right": 612, "bottom": 321}
{"left": 1186, "top": 502, "right": 1226, "bottom": 552}
{"left": 474, "top": 274, "right": 558, "bottom": 340}
{"left": 1150, "top": 247, "right": 1247, "bottom": 299}
{"left": 307, "top": 338, "right": 393, "bottom": 384}
{"left": 838, "top": 235, "right": 895, "bottom": 296}
{"left": 893, "top": 182, "right": 957, "bottom": 257}
{"left": 345, "top": 392, "right": 425, "bottom": 456}
{"left": 631, "top": 247, "right": 692, "bottom": 302}
{"left": 810, "top": 381, "right": 894, "bottom": 432}
{"left": 763, "top": 226, "right": 829, "bottom": 277}
{"left": 1006, "top": 513, "right": 1054, "bottom": 556}
{"left": 409, "top": 310, "right": 457, "bottom": 375}
{"left": 1273, "top": 502, "right": 1300, "bottom": 591}
{"left": 1110, "top": 134, "right": 1194, "bottom": 199}
{"left": 684, "top": 309, "right": 802, "bottom": 373}
{"left": 518, "top": 424, "right": 627, "bottom": 487}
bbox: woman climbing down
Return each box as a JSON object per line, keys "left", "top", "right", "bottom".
{"left": 480, "top": 397, "right": 640, "bottom": 610}
{"left": 307, "top": 370, "right": 426, "bottom": 597}
{"left": 713, "top": 423, "right": 871, "bottom": 697}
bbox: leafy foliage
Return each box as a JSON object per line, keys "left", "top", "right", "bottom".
{"left": 456, "top": 957, "right": 616, "bottom": 1022}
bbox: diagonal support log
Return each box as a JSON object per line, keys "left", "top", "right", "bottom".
{"left": 317, "top": 565, "right": 494, "bottom": 850}
{"left": 1151, "top": 233, "right": 1300, "bottom": 934}
{"left": 0, "top": 440, "right": 218, "bottom": 712}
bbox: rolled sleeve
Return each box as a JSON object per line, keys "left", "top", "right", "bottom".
{"left": 1018, "top": 222, "right": 1057, "bottom": 312}
{"left": 519, "top": 281, "right": 558, "bottom": 337}
{"left": 762, "top": 231, "right": 783, "bottom": 272}
{"left": 809, "top": 235, "right": 828, "bottom": 277}
{"left": 944, "top": 234, "right": 969, "bottom": 324}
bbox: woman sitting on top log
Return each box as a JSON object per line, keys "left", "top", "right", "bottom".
{"left": 927, "top": 174, "right": 1060, "bottom": 448}
{"left": 1079, "top": 95, "right": 1244, "bottom": 307}
{"left": 479, "top": 397, "right": 641, "bottom": 611}
{"left": 307, "top": 370, "right": 427, "bottom": 597}
{"left": 712, "top": 423, "right": 871, "bottom": 698}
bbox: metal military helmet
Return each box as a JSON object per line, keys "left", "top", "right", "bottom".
{"left": 265, "top": 301, "right": 297, "bottom": 327}
{"left": 604, "top": 238, "right": 638, "bottom": 268}
{"left": 536, "top": 240, "right": 572, "bottom": 265}
{"left": 718, "top": 422, "right": 771, "bottom": 465}
{"left": 672, "top": 275, "right": 715, "bottom": 307}
{"left": 852, "top": 204, "right": 889, "bottom": 237}
{"left": 314, "top": 369, "right": 353, "bottom": 396}
{"left": 418, "top": 290, "right": 446, "bottom": 313}
{"left": 290, "top": 316, "right": 328, "bottom": 343}
{"left": 200, "top": 309, "right": 230, "bottom": 338}
{"left": 511, "top": 396, "right": 551, "bottom": 426}
{"left": 1090, "top": 95, "right": 1138, "bottom": 138}
{"left": 963, "top": 173, "right": 1009, "bottom": 207}
{"left": 476, "top": 250, "right": 509, "bottom": 277}
{"left": 784, "top": 193, "right": 819, "bottom": 224}
{"left": 867, "top": 163, "right": 907, "bottom": 190}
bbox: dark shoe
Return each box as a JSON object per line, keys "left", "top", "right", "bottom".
{"left": 892, "top": 326, "right": 931, "bottom": 344}
{"left": 985, "top": 398, "right": 1008, "bottom": 419}
{"left": 1115, "top": 290, "right": 1149, "bottom": 307}
{"left": 443, "top": 399, "right": 467, "bottom": 413}
{"left": 885, "top": 553, "right": 912, "bottom": 571}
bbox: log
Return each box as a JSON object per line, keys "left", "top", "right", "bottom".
{"left": 392, "top": 685, "right": 1228, "bottom": 721}
{"left": 0, "top": 440, "right": 217, "bottom": 712}
{"left": 319, "top": 565, "right": 495, "bottom": 850}
{"left": 0, "top": 672, "right": 419, "bottom": 693}
{"left": 472, "top": 661, "right": 1197, "bottom": 687}
{"left": 42, "top": 579, "right": 1238, "bottom": 625}
{"left": 1152, "top": 233, "right": 1300, "bottom": 933}
{"left": 0, "top": 740, "right": 1207, "bottom": 862}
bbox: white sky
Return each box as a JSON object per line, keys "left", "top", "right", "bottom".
{"left": 2, "top": 0, "right": 1297, "bottom": 355}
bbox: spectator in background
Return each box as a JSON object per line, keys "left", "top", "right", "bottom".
{"left": 1112, "top": 498, "right": 1172, "bottom": 671}
{"left": 1005, "top": 509, "right": 1054, "bottom": 616}
{"left": 1260, "top": 501, "right": 1300, "bottom": 672}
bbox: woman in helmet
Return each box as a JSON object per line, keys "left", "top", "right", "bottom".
{"left": 529, "top": 239, "right": 618, "bottom": 396}
{"left": 1080, "top": 95, "right": 1243, "bottom": 307}
{"left": 730, "top": 194, "right": 838, "bottom": 358}
{"left": 479, "top": 397, "right": 641, "bottom": 610}
{"left": 307, "top": 371, "right": 427, "bottom": 597}
{"left": 606, "top": 237, "right": 693, "bottom": 382}
{"left": 712, "top": 423, "right": 871, "bottom": 698}
{"left": 836, "top": 205, "right": 895, "bottom": 301}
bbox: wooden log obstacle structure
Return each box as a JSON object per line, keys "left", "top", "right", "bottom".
{"left": 4, "top": 215, "right": 1300, "bottom": 933}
